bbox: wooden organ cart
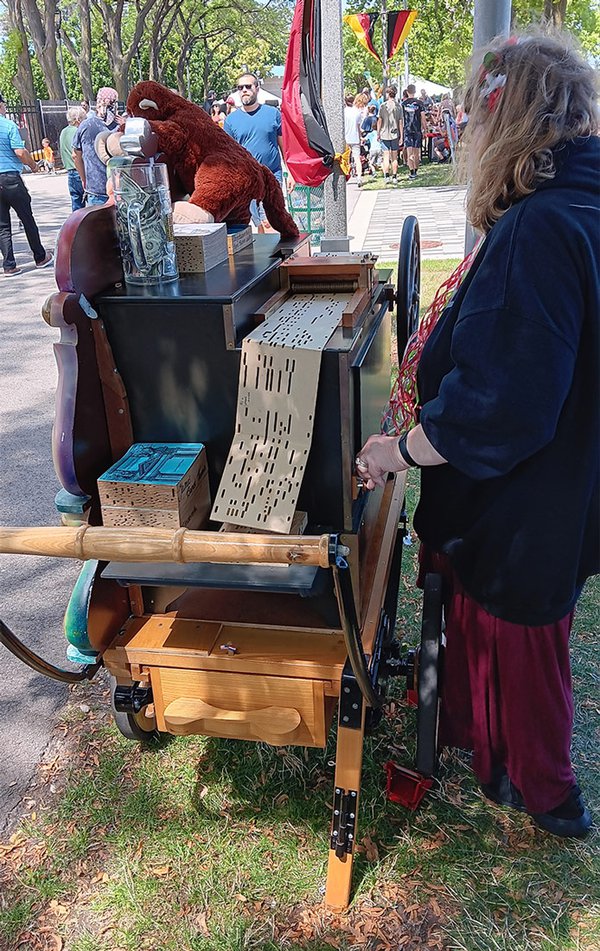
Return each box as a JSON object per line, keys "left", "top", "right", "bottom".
{"left": 0, "top": 205, "right": 441, "bottom": 909}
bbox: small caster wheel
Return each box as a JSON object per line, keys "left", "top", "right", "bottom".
{"left": 110, "top": 676, "right": 160, "bottom": 742}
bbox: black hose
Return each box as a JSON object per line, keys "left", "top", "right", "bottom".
{"left": 0, "top": 619, "right": 101, "bottom": 683}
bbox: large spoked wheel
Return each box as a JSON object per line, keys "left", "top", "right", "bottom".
{"left": 416, "top": 573, "right": 444, "bottom": 777}
{"left": 110, "top": 676, "right": 160, "bottom": 742}
{"left": 396, "top": 216, "right": 421, "bottom": 360}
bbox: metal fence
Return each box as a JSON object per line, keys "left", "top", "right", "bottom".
{"left": 3, "top": 99, "right": 84, "bottom": 167}
{"left": 4, "top": 100, "right": 45, "bottom": 157}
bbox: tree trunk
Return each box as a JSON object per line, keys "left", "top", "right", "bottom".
{"left": 202, "top": 34, "right": 211, "bottom": 102}
{"left": 60, "top": 0, "right": 94, "bottom": 100}
{"left": 176, "top": 54, "right": 187, "bottom": 97}
{"left": 543, "top": 0, "right": 568, "bottom": 27}
{"left": 6, "top": 0, "right": 37, "bottom": 102}
{"left": 112, "top": 58, "right": 131, "bottom": 102}
{"left": 93, "top": 0, "right": 165, "bottom": 101}
{"left": 19, "top": 0, "right": 65, "bottom": 99}
{"left": 149, "top": 0, "right": 182, "bottom": 84}
{"left": 77, "top": 0, "right": 94, "bottom": 99}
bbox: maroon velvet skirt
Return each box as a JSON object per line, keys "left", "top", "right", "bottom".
{"left": 418, "top": 546, "right": 576, "bottom": 813}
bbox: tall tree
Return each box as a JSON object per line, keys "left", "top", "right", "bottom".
{"left": 512, "top": 0, "right": 599, "bottom": 58}
{"left": 148, "top": 0, "right": 181, "bottom": 83}
{"left": 89, "top": 0, "right": 165, "bottom": 100}
{"left": 148, "top": 0, "right": 292, "bottom": 100}
{"left": 3, "top": 0, "right": 37, "bottom": 101}
{"left": 59, "top": 0, "right": 94, "bottom": 99}
{"left": 17, "top": 0, "right": 66, "bottom": 98}
{"left": 543, "top": 0, "right": 568, "bottom": 26}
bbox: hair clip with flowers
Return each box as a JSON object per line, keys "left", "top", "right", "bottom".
{"left": 478, "top": 38, "right": 520, "bottom": 112}
{"left": 479, "top": 51, "right": 506, "bottom": 112}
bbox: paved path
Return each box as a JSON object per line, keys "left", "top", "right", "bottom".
{"left": 0, "top": 171, "right": 78, "bottom": 833}
{"left": 348, "top": 182, "right": 467, "bottom": 260}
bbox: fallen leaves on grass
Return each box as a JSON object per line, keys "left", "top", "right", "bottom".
{"left": 16, "top": 930, "right": 63, "bottom": 951}
{"left": 194, "top": 910, "right": 210, "bottom": 936}
{"left": 358, "top": 833, "right": 380, "bottom": 862}
{"left": 271, "top": 881, "right": 452, "bottom": 950}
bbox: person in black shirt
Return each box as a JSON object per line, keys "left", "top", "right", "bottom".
{"left": 401, "top": 83, "right": 428, "bottom": 179}
{"left": 203, "top": 90, "right": 217, "bottom": 114}
{"left": 357, "top": 33, "right": 598, "bottom": 839}
{"left": 361, "top": 104, "right": 378, "bottom": 135}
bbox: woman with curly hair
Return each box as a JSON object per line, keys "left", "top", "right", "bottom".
{"left": 357, "top": 33, "right": 598, "bottom": 837}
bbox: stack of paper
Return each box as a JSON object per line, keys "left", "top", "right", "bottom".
{"left": 174, "top": 222, "right": 229, "bottom": 273}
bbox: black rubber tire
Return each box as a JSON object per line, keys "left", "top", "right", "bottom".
{"left": 110, "top": 676, "right": 161, "bottom": 742}
{"left": 396, "top": 215, "right": 421, "bottom": 359}
{"left": 416, "top": 573, "right": 444, "bottom": 777}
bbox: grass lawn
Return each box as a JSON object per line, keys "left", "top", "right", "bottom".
{"left": 357, "top": 160, "right": 456, "bottom": 191}
{"left": 414, "top": 259, "right": 460, "bottom": 312}
{"left": 0, "top": 260, "right": 598, "bottom": 951}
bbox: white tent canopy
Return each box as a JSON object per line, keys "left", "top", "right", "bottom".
{"left": 390, "top": 74, "right": 452, "bottom": 97}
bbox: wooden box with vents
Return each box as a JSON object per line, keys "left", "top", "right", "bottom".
{"left": 98, "top": 443, "right": 210, "bottom": 530}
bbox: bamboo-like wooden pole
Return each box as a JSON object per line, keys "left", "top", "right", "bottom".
{"left": 0, "top": 526, "right": 332, "bottom": 569}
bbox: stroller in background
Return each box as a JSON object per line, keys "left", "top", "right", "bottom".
{"left": 362, "top": 130, "right": 382, "bottom": 175}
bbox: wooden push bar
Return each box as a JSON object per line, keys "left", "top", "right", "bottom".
{"left": 0, "top": 526, "right": 333, "bottom": 569}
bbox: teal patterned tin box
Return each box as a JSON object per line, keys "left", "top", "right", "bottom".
{"left": 97, "top": 443, "right": 210, "bottom": 530}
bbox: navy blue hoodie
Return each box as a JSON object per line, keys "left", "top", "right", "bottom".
{"left": 415, "top": 136, "right": 599, "bottom": 625}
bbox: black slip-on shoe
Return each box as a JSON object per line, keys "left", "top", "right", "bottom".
{"left": 530, "top": 786, "right": 592, "bottom": 839}
{"left": 482, "top": 776, "right": 592, "bottom": 838}
{"left": 481, "top": 773, "right": 527, "bottom": 812}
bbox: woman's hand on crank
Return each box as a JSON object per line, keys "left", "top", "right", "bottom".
{"left": 355, "top": 434, "right": 407, "bottom": 490}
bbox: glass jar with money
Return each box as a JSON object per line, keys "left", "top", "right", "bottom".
{"left": 110, "top": 160, "right": 178, "bottom": 285}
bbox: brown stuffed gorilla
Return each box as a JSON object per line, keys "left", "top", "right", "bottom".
{"left": 126, "top": 81, "right": 299, "bottom": 240}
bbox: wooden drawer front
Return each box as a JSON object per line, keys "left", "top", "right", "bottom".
{"left": 153, "top": 667, "right": 330, "bottom": 748}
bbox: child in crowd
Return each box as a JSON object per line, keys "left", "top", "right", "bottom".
{"left": 41, "top": 138, "right": 55, "bottom": 173}
{"left": 365, "top": 129, "right": 382, "bottom": 174}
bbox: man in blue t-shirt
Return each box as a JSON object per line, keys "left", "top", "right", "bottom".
{"left": 0, "top": 93, "right": 53, "bottom": 275}
{"left": 223, "top": 73, "right": 294, "bottom": 231}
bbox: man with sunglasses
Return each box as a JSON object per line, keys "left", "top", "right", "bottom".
{"left": 224, "top": 73, "right": 294, "bottom": 232}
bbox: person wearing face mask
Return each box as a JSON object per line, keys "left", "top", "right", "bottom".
{"left": 223, "top": 72, "right": 294, "bottom": 232}
{"left": 72, "top": 87, "right": 123, "bottom": 206}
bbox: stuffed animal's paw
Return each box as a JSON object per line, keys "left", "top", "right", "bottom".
{"left": 172, "top": 201, "right": 215, "bottom": 224}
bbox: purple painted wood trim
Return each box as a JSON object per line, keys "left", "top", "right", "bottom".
{"left": 46, "top": 293, "right": 86, "bottom": 499}
{"left": 55, "top": 203, "right": 123, "bottom": 299}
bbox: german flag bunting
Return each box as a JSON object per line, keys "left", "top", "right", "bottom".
{"left": 387, "top": 9, "right": 417, "bottom": 60}
{"left": 343, "top": 13, "right": 382, "bottom": 63}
